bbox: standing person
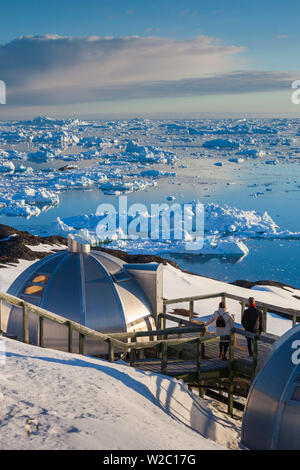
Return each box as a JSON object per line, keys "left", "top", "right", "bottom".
{"left": 242, "top": 297, "right": 263, "bottom": 357}
{"left": 205, "top": 301, "right": 234, "bottom": 360}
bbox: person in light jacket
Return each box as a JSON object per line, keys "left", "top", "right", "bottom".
{"left": 205, "top": 301, "right": 234, "bottom": 360}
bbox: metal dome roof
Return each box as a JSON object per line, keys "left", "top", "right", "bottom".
{"left": 6, "top": 243, "right": 161, "bottom": 353}
{"left": 242, "top": 324, "right": 300, "bottom": 450}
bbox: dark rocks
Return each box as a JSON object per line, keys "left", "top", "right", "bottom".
{"left": 231, "top": 279, "right": 297, "bottom": 291}
{"left": 0, "top": 224, "right": 67, "bottom": 265}
{"left": 93, "top": 246, "right": 180, "bottom": 269}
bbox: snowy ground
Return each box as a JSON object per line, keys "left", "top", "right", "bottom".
{"left": 1, "top": 248, "right": 300, "bottom": 449}
{"left": 0, "top": 338, "right": 229, "bottom": 450}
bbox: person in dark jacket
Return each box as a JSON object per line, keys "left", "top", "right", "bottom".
{"left": 242, "top": 297, "right": 263, "bottom": 356}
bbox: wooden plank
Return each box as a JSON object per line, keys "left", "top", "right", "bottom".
{"left": 196, "top": 338, "right": 202, "bottom": 381}
{"left": 241, "top": 301, "right": 246, "bottom": 324}
{"left": 108, "top": 339, "right": 115, "bottom": 363}
{"left": 161, "top": 342, "right": 168, "bottom": 375}
{"left": 160, "top": 313, "right": 204, "bottom": 328}
{"left": 262, "top": 306, "right": 267, "bottom": 333}
{"left": 189, "top": 301, "right": 194, "bottom": 322}
{"left": 177, "top": 322, "right": 183, "bottom": 360}
{"left": 79, "top": 334, "right": 85, "bottom": 355}
{"left": 163, "top": 292, "right": 224, "bottom": 305}
{"left": 39, "top": 317, "right": 44, "bottom": 348}
{"left": 22, "top": 303, "right": 29, "bottom": 344}
{"left": 68, "top": 322, "right": 73, "bottom": 353}
{"left": 129, "top": 348, "right": 136, "bottom": 366}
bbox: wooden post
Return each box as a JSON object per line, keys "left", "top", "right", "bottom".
{"left": 68, "top": 322, "right": 73, "bottom": 353}
{"left": 199, "top": 380, "right": 205, "bottom": 399}
{"left": 253, "top": 335, "right": 258, "bottom": 372}
{"left": 157, "top": 314, "right": 163, "bottom": 333}
{"left": 177, "top": 321, "right": 183, "bottom": 359}
{"left": 221, "top": 294, "right": 226, "bottom": 305}
{"left": 139, "top": 348, "right": 145, "bottom": 360}
{"left": 189, "top": 300, "right": 194, "bottom": 321}
{"left": 39, "top": 317, "right": 44, "bottom": 348}
{"left": 292, "top": 315, "right": 297, "bottom": 328}
{"left": 162, "top": 304, "right": 167, "bottom": 331}
{"left": 108, "top": 339, "right": 115, "bottom": 363}
{"left": 79, "top": 333, "right": 85, "bottom": 355}
{"left": 200, "top": 328, "right": 206, "bottom": 358}
{"left": 161, "top": 342, "right": 168, "bottom": 375}
{"left": 228, "top": 332, "right": 235, "bottom": 415}
{"left": 196, "top": 337, "right": 202, "bottom": 382}
{"left": 22, "top": 303, "right": 29, "bottom": 344}
{"left": 262, "top": 306, "right": 267, "bottom": 333}
{"left": 240, "top": 301, "right": 245, "bottom": 323}
{"left": 129, "top": 347, "right": 136, "bottom": 366}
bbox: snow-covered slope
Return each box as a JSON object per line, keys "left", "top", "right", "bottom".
{"left": 0, "top": 337, "right": 229, "bottom": 450}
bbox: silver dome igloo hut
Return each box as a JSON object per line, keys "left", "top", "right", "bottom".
{"left": 242, "top": 324, "right": 300, "bottom": 450}
{"left": 5, "top": 237, "right": 162, "bottom": 354}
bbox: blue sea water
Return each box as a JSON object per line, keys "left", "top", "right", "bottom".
{"left": 2, "top": 158, "right": 300, "bottom": 287}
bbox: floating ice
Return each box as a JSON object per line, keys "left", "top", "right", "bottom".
{"left": 236, "top": 149, "right": 265, "bottom": 158}
{"left": 203, "top": 139, "right": 240, "bottom": 149}
{"left": 1, "top": 200, "right": 41, "bottom": 218}
{"left": 140, "top": 169, "right": 176, "bottom": 178}
{"left": 12, "top": 187, "right": 59, "bottom": 206}
{"left": 228, "top": 157, "right": 244, "bottom": 163}
{"left": 0, "top": 160, "right": 14, "bottom": 173}
{"left": 49, "top": 202, "right": 291, "bottom": 257}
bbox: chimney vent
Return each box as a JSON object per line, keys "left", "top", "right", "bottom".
{"left": 68, "top": 235, "right": 90, "bottom": 254}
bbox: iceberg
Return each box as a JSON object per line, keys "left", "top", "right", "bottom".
{"left": 0, "top": 160, "right": 15, "bottom": 173}
{"left": 203, "top": 139, "right": 240, "bottom": 149}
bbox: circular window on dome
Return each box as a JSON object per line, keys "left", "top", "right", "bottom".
{"left": 31, "top": 275, "right": 49, "bottom": 284}
{"left": 24, "top": 285, "right": 44, "bottom": 296}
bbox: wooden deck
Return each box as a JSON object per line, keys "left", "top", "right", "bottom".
{"left": 132, "top": 331, "right": 277, "bottom": 381}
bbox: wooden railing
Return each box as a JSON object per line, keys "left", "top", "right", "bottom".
{"left": 162, "top": 291, "right": 300, "bottom": 331}
{"left": 0, "top": 291, "right": 128, "bottom": 355}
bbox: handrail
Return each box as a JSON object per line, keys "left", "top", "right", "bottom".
{"left": 109, "top": 326, "right": 205, "bottom": 341}
{"left": 163, "top": 291, "right": 300, "bottom": 317}
{"left": 0, "top": 291, "right": 127, "bottom": 350}
{"left": 163, "top": 292, "right": 224, "bottom": 305}
{"left": 163, "top": 290, "right": 300, "bottom": 329}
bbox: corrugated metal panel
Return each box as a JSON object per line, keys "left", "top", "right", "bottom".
{"left": 83, "top": 253, "right": 126, "bottom": 333}
{"left": 242, "top": 324, "right": 300, "bottom": 450}
{"left": 5, "top": 249, "right": 160, "bottom": 355}
{"left": 41, "top": 253, "right": 83, "bottom": 324}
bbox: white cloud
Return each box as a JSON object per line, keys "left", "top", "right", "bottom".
{"left": 1, "top": 34, "right": 243, "bottom": 106}
{"left": 0, "top": 34, "right": 296, "bottom": 114}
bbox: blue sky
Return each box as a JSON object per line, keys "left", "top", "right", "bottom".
{"left": 0, "top": 0, "right": 299, "bottom": 117}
